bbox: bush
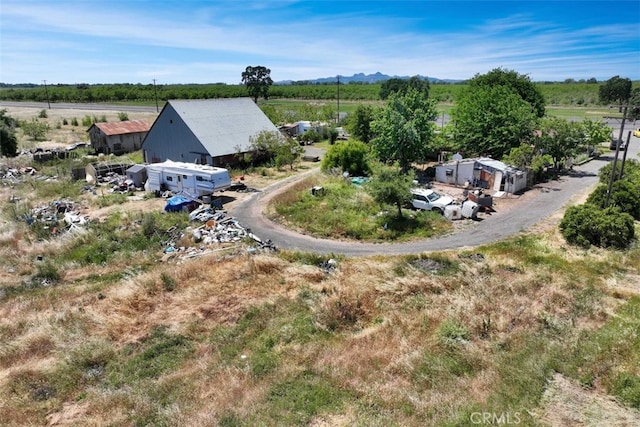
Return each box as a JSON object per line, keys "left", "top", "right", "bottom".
{"left": 117, "top": 112, "right": 129, "bottom": 121}
{"left": 299, "top": 129, "right": 321, "bottom": 144}
{"left": 587, "top": 180, "right": 640, "bottom": 220}
{"left": 38, "top": 109, "right": 48, "bottom": 118}
{"left": 71, "top": 117, "right": 79, "bottom": 126}
{"left": 560, "top": 205, "right": 635, "bottom": 249}
{"left": 321, "top": 140, "right": 371, "bottom": 176}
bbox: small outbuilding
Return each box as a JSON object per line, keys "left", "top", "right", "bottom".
{"left": 88, "top": 120, "right": 151, "bottom": 155}
{"left": 126, "top": 164, "right": 148, "bottom": 188}
{"left": 435, "top": 157, "right": 528, "bottom": 195}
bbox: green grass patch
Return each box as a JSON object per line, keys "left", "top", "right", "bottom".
{"left": 559, "top": 297, "right": 640, "bottom": 409}
{"left": 61, "top": 211, "right": 189, "bottom": 265}
{"left": 271, "top": 174, "right": 451, "bottom": 241}
{"left": 109, "top": 326, "right": 194, "bottom": 385}
{"left": 483, "top": 235, "right": 569, "bottom": 270}
{"left": 210, "top": 299, "right": 330, "bottom": 378}
{"left": 255, "top": 370, "right": 351, "bottom": 425}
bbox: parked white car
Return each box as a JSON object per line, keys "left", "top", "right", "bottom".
{"left": 410, "top": 188, "right": 454, "bottom": 214}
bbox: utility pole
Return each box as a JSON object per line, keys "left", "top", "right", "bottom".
{"left": 604, "top": 104, "right": 639, "bottom": 207}
{"left": 42, "top": 80, "right": 51, "bottom": 109}
{"left": 153, "top": 79, "right": 159, "bottom": 112}
{"left": 336, "top": 75, "right": 340, "bottom": 125}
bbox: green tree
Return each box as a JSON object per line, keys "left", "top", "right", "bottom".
{"left": 628, "top": 87, "right": 640, "bottom": 121}
{"left": 468, "top": 68, "right": 546, "bottom": 117}
{"left": 452, "top": 84, "right": 537, "bottom": 158}
{"left": 241, "top": 65, "right": 274, "bottom": 103}
{"left": 274, "top": 138, "right": 304, "bottom": 170}
{"left": 581, "top": 118, "right": 611, "bottom": 149}
{"left": 247, "top": 130, "right": 284, "bottom": 164}
{"left": 371, "top": 89, "right": 438, "bottom": 171}
{"left": 321, "top": 140, "right": 371, "bottom": 176}
{"left": 379, "top": 76, "right": 429, "bottom": 100}
{"left": 599, "top": 75, "right": 632, "bottom": 107}
{"left": 366, "top": 163, "right": 415, "bottom": 219}
{"left": 348, "top": 104, "right": 375, "bottom": 144}
{"left": 21, "top": 118, "right": 50, "bottom": 141}
{"left": 534, "top": 117, "right": 585, "bottom": 169}
{"left": 0, "top": 126, "right": 18, "bottom": 157}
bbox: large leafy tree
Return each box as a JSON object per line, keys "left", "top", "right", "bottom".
{"left": 469, "top": 68, "right": 546, "bottom": 118}
{"left": 0, "top": 109, "right": 18, "bottom": 157}
{"left": 370, "top": 89, "right": 438, "bottom": 171}
{"left": 629, "top": 87, "right": 640, "bottom": 121}
{"left": 241, "top": 65, "right": 274, "bottom": 103}
{"left": 599, "top": 75, "right": 632, "bottom": 107}
{"left": 348, "top": 104, "right": 376, "bottom": 143}
{"left": 366, "top": 163, "right": 415, "bottom": 219}
{"left": 534, "top": 117, "right": 585, "bottom": 169}
{"left": 452, "top": 84, "right": 537, "bottom": 158}
{"left": 379, "top": 76, "right": 430, "bottom": 100}
{"left": 321, "top": 140, "right": 371, "bottom": 176}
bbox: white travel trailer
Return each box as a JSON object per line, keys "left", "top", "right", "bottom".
{"left": 144, "top": 160, "right": 231, "bottom": 198}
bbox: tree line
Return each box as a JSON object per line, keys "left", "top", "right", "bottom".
{"left": 0, "top": 80, "right": 630, "bottom": 106}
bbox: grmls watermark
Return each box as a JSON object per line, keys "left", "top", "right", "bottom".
{"left": 470, "top": 412, "right": 522, "bottom": 425}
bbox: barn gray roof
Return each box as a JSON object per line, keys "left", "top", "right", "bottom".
{"left": 168, "top": 98, "right": 278, "bottom": 155}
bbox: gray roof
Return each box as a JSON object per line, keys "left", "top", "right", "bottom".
{"left": 168, "top": 98, "right": 278, "bottom": 154}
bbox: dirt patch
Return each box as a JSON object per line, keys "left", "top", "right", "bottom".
{"left": 537, "top": 373, "right": 640, "bottom": 426}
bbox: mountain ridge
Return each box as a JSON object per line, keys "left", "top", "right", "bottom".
{"left": 276, "top": 72, "right": 463, "bottom": 85}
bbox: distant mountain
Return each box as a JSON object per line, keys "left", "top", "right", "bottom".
{"left": 276, "top": 72, "right": 462, "bottom": 85}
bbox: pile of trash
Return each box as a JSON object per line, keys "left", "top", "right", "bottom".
{"left": 20, "top": 199, "right": 89, "bottom": 236}
{"left": 1, "top": 166, "right": 38, "bottom": 185}
{"left": 162, "top": 205, "right": 275, "bottom": 261}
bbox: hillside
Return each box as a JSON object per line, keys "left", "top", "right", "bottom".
{"left": 0, "top": 106, "right": 639, "bottom": 426}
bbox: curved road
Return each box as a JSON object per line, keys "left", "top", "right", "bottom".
{"left": 232, "top": 152, "right": 631, "bottom": 256}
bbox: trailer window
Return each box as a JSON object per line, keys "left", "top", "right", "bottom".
{"left": 196, "top": 176, "right": 205, "bottom": 181}
{"left": 166, "top": 176, "right": 173, "bottom": 182}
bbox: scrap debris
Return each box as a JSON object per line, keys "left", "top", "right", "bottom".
{"left": 162, "top": 205, "right": 276, "bottom": 262}
{"left": 20, "top": 199, "right": 89, "bottom": 237}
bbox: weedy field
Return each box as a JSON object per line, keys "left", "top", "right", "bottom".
{"left": 0, "top": 105, "right": 639, "bottom": 426}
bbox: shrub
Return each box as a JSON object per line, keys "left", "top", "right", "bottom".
{"left": 38, "top": 109, "right": 48, "bottom": 118}
{"left": 71, "top": 117, "right": 79, "bottom": 126}
{"left": 21, "top": 119, "right": 50, "bottom": 141}
{"left": 81, "top": 115, "right": 92, "bottom": 127}
{"left": 560, "top": 205, "right": 635, "bottom": 249}
{"left": 321, "top": 140, "right": 371, "bottom": 176}
{"left": 587, "top": 180, "right": 640, "bottom": 220}
{"left": 117, "top": 112, "right": 129, "bottom": 121}
{"left": 299, "top": 129, "right": 321, "bottom": 144}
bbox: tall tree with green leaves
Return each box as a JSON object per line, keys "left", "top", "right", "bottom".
{"left": 469, "top": 68, "right": 546, "bottom": 117}
{"left": 241, "top": 66, "right": 274, "bottom": 103}
{"left": 379, "top": 76, "right": 430, "bottom": 100}
{"left": 370, "top": 89, "right": 438, "bottom": 171}
{"left": 534, "top": 117, "right": 585, "bottom": 169}
{"left": 348, "top": 104, "right": 376, "bottom": 143}
{"left": 0, "top": 109, "right": 18, "bottom": 157}
{"left": 452, "top": 84, "right": 537, "bottom": 158}
{"left": 366, "top": 163, "right": 415, "bottom": 219}
{"left": 599, "top": 75, "right": 632, "bottom": 107}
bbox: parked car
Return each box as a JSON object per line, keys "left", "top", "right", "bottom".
{"left": 634, "top": 128, "right": 640, "bottom": 138}
{"left": 410, "top": 188, "right": 454, "bottom": 214}
{"left": 609, "top": 138, "right": 625, "bottom": 151}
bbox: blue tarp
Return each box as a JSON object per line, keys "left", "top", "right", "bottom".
{"left": 164, "top": 195, "right": 193, "bottom": 212}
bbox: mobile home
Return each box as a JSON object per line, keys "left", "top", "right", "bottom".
{"left": 144, "top": 160, "right": 231, "bottom": 197}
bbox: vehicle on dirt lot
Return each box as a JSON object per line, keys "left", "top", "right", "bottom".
{"left": 410, "top": 188, "right": 454, "bottom": 214}
{"left": 634, "top": 128, "right": 640, "bottom": 138}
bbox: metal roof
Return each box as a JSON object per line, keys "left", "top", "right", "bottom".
{"left": 93, "top": 120, "right": 151, "bottom": 136}
{"left": 167, "top": 98, "right": 279, "bottom": 154}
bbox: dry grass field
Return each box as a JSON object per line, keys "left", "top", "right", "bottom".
{"left": 0, "top": 105, "right": 639, "bottom": 426}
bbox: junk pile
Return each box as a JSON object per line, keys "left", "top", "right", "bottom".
{"left": 21, "top": 199, "right": 89, "bottom": 236}
{"left": 162, "top": 205, "right": 276, "bottom": 262}
{"left": 1, "top": 166, "right": 39, "bottom": 186}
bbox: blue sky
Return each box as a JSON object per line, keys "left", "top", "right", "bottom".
{"left": 1, "top": 0, "right": 639, "bottom": 85}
